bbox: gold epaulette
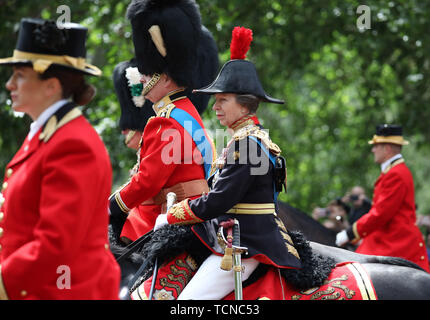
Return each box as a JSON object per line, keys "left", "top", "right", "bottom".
{"left": 152, "top": 88, "right": 186, "bottom": 118}
{"left": 233, "top": 125, "right": 281, "bottom": 156}
{"left": 156, "top": 103, "right": 176, "bottom": 118}
{"left": 39, "top": 107, "right": 82, "bottom": 143}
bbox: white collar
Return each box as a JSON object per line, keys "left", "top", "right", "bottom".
{"left": 28, "top": 99, "right": 69, "bottom": 141}
{"left": 381, "top": 153, "right": 402, "bottom": 172}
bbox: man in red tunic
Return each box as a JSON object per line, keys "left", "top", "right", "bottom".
{"left": 336, "top": 124, "right": 429, "bottom": 272}
{"left": 109, "top": 0, "right": 217, "bottom": 243}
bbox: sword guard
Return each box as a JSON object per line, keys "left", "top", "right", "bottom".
{"left": 232, "top": 245, "right": 248, "bottom": 255}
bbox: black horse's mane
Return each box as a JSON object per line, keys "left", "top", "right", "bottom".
{"left": 277, "top": 201, "right": 337, "bottom": 246}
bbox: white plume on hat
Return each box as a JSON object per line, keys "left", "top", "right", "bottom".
{"left": 125, "top": 66, "right": 146, "bottom": 107}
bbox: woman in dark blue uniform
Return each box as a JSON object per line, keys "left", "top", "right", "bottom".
{"left": 155, "top": 27, "right": 301, "bottom": 299}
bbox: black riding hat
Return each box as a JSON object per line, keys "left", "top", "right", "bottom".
{"left": 0, "top": 18, "right": 101, "bottom": 76}
{"left": 368, "top": 124, "right": 409, "bottom": 146}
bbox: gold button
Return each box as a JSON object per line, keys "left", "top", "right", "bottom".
{"left": 104, "top": 243, "right": 109, "bottom": 250}
{"left": 1, "top": 182, "right": 7, "bottom": 192}
{"left": 6, "top": 169, "right": 13, "bottom": 178}
{"left": 20, "top": 290, "right": 27, "bottom": 297}
{"left": 419, "top": 242, "right": 423, "bottom": 247}
{"left": 0, "top": 244, "right": 2, "bottom": 252}
{"left": 0, "top": 212, "right": 4, "bottom": 222}
{"left": 421, "top": 256, "right": 425, "bottom": 260}
{"left": 0, "top": 228, "right": 3, "bottom": 237}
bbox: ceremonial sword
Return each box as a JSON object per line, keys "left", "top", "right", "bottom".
{"left": 219, "top": 218, "right": 248, "bottom": 300}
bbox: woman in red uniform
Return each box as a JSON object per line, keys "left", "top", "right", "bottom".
{"left": 0, "top": 18, "right": 120, "bottom": 299}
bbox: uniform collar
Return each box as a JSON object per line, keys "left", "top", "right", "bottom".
{"left": 152, "top": 88, "right": 186, "bottom": 113}
{"left": 381, "top": 153, "right": 402, "bottom": 172}
{"left": 230, "top": 114, "right": 260, "bottom": 133}
{"left": 28, "top": 99, "right": 68, "bottom": 141}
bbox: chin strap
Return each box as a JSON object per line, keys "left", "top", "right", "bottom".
{"left": 142, "top": 73, "right": 161, "bottom": 97}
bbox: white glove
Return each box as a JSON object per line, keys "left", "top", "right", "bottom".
{"left": 154, "top": 214, "right": 168, "bottom": 231}
{"left": 336, "top": 230, "right": 349, "bottom": 247}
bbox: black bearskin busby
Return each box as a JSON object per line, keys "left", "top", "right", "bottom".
{"left": 126, "top": 0, "right": 205, "bottom": 88}
{"left": 113, "top": 59, "right": 155, "bottom": 131}
{"left": 116, "top": 0, "right": 219, "bottom": 131}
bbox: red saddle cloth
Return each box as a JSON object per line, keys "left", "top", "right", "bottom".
{"left": 131, "top": 259, "right": 378, "bottom": 300}
{"left": 223, "top": 262, "right": 378, "bottom": 300}
{"left": 131, "top": 252, "right": 198, "bottom": 300}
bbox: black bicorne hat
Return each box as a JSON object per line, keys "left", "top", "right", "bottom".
{"left": 368, "top": 124, "right": 409, "bottom": 146}
{"left": 126, "top": 0, "right": 203, "bottom": 88}
{"left": 194, "top": 26, "right": 284, "bottom": 104}
{"left": 0, "top": 18, "right": 101, "bottom": 76}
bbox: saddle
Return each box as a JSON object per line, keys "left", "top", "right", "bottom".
{"left": 127, "top": 225, "right": 377, "bottom": 300}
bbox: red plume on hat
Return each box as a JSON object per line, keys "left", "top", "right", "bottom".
{"left": 230, "top": 26, "right": 253, "bottom": 60}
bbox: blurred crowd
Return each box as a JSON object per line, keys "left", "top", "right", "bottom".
{"left": 312, "top": 186, "right": 430, "bottom": 267}
{"left": 311, "top": 186, "right": 371, "bottom": 232}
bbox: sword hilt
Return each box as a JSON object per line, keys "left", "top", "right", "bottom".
{"left": 219, "top": 219, "right": 235, "bottom": 271}
{"left": 232, "top": 219, "right": 240, "bottom": 247}
{"left": 166, "top": 192, "right": 177, "bottom": 212}
{"left": 232, "top": 219, "right": 247, "bottom": 254}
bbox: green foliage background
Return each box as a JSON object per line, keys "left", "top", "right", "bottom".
{"left": 1, "top": 0, "right": 429, "bottom": 217}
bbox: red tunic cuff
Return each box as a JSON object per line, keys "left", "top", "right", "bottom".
{"left": 166, "top": 199, "right": 203, "bottom": 225}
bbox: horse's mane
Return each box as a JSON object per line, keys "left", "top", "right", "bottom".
{"left": 364, "top": 255, "right": 425, "bottom": 271}
{"left": 277, "top": 201, "right": 337, "bottom": 246}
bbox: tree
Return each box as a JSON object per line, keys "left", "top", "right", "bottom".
{"left": 1, "top": 0, "right": 429, "bottom": 215}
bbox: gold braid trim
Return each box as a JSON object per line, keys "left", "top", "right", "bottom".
{"left": 167, "top": 199, "right": 203, "bottom": 225}
{"left": 232, "top": 124, "right": 281, "bottom": 156}
{"left": 39, "top": 108, "right": 82, "bottom": 143}
{"left": 159, "top": 278, "right": 181, "bottom": 295}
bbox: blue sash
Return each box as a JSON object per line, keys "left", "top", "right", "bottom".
{"left": 169, "top": 108, "right": 216, "bottom": 180}
{"left": 248, "top": 136, "right": 279, "bottom": 202}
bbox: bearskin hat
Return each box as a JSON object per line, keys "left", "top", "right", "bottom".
{"left": 113, "top": 59, "right": 155, "bottom": 131}
{"left": 126, "top": 0, "right": 204, "bottom": 88}
{"left": 113, "top": 25, "right": 218, "bottom": 130}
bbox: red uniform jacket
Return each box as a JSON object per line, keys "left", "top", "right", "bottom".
{"left": 351, "top": 159, "right": 429, "bottom": 272}
{"left": 118, "top": 90, "right": 214, "bottom": 241}
{"left": 0, "top": 103, "right": 120, "bottom": 299}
